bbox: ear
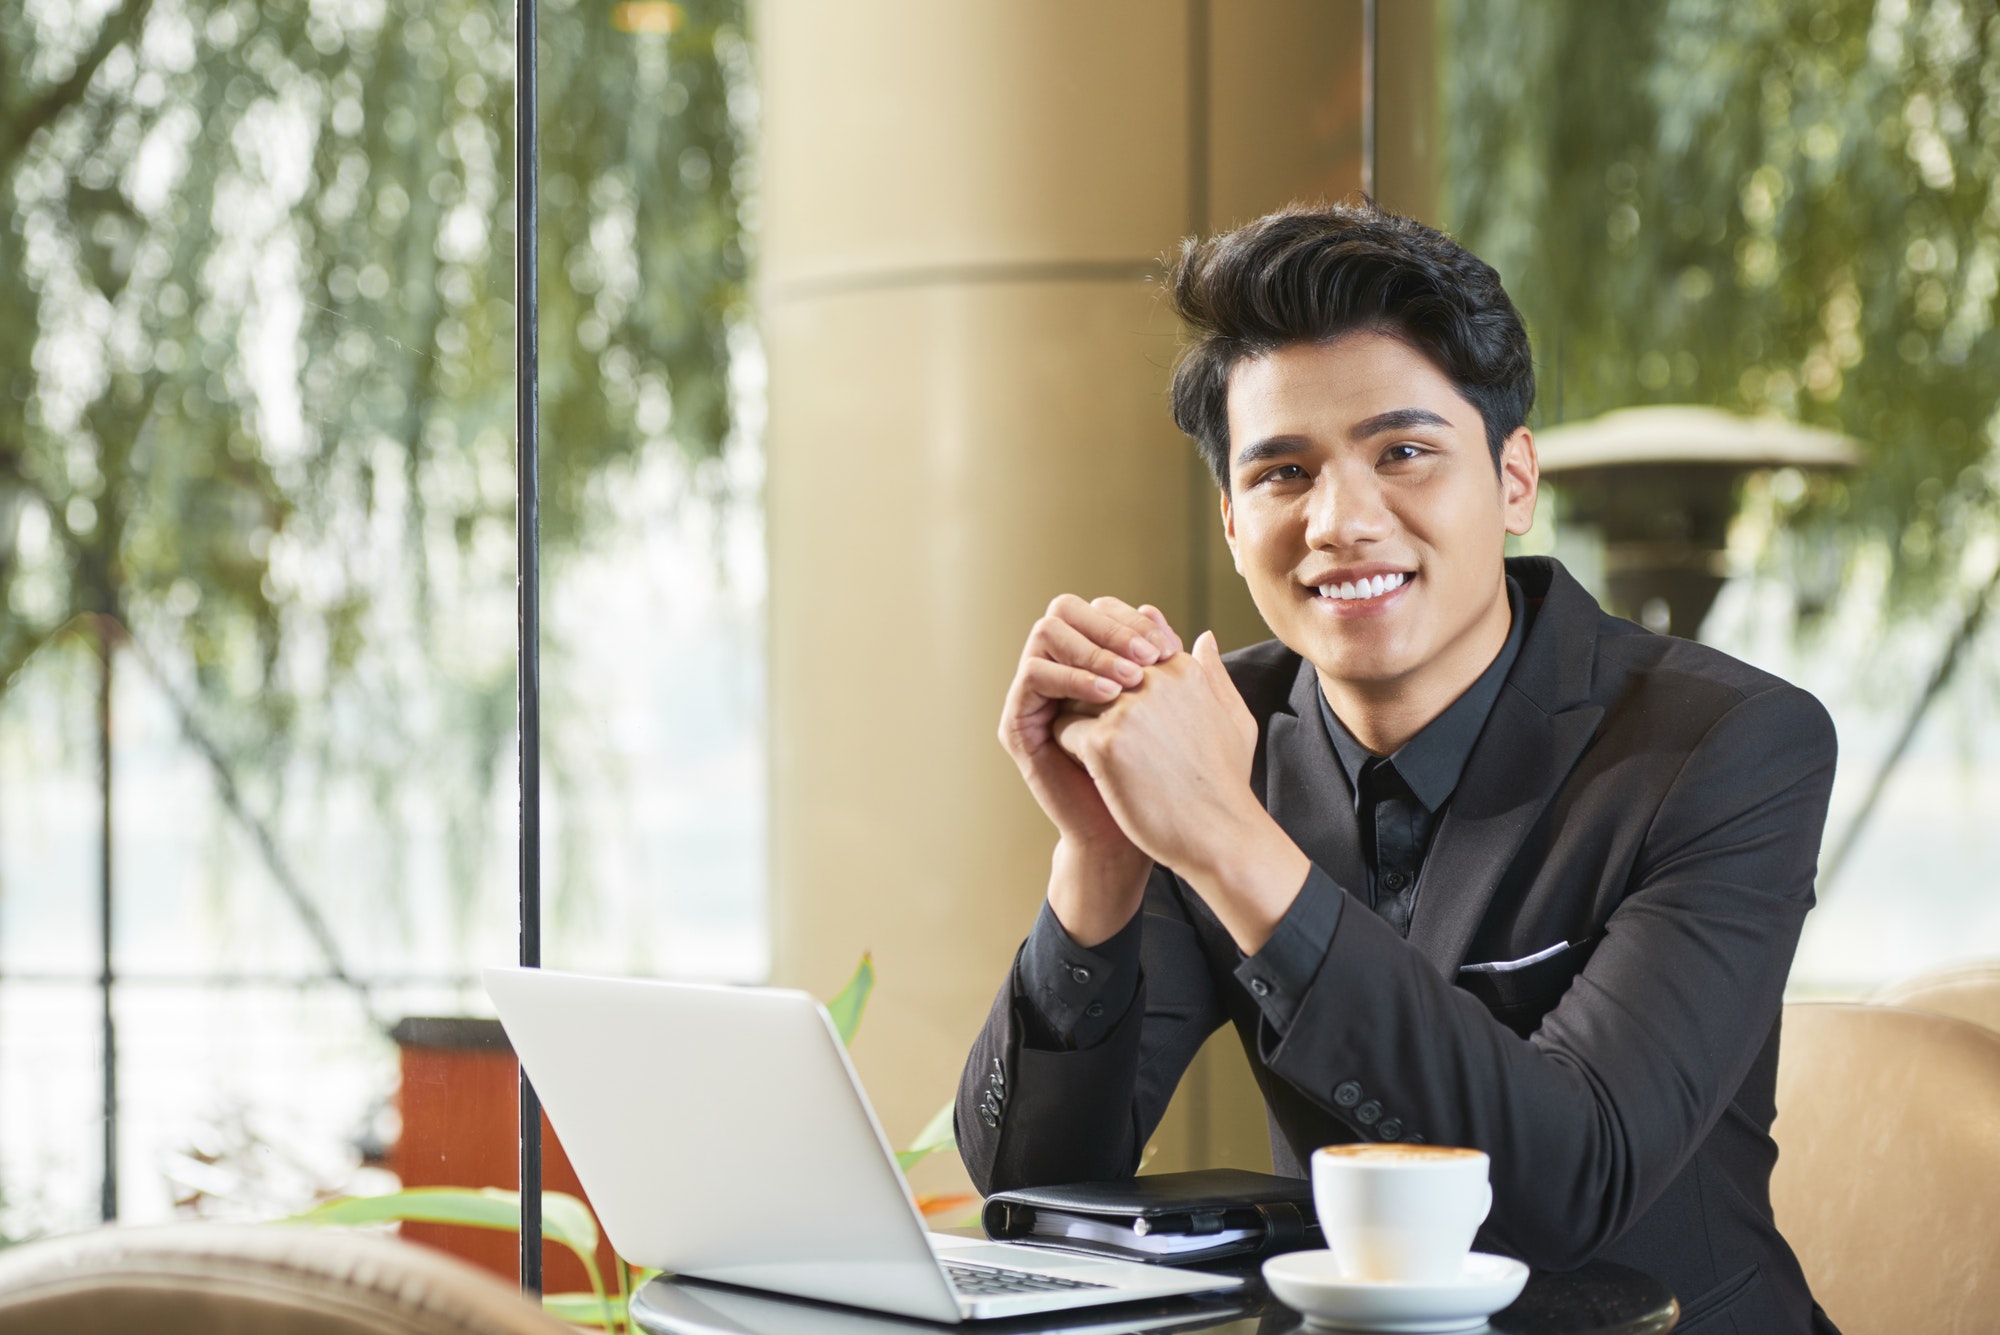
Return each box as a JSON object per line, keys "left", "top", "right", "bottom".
{"left": 1219, "top": 485, "right": 1242, "bottom": 574}
{"left": 1499, "top": 427, "right": 1539, "bottom": 537}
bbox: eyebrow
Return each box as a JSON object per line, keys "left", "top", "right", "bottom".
{"left": 1232, "top": 435, "right": 1310, "bottom": 472}
{"left": 1350, "top": 407, "right": 1454, "bottom": 439}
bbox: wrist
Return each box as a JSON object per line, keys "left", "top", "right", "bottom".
{"left": 1177, "top": 804, "right": 1309, "bottom": 955}
{"left": 1047, "top": 838, "right": 1150, "bottom": 948}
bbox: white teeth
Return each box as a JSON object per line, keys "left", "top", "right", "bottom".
{"left": 1317, "top": 572, "right": 1408, "bottom": 601}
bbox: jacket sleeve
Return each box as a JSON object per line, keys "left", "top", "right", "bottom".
{"left": 1261, "top": 683, "right": 1837, "bottom": 1269}
{"left": 955, "top": 866, "right": 1227, "bottom": 1195}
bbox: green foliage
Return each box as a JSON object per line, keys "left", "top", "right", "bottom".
{"left": 895, "top": 1098, "right": 958, "bottom": 1175}
{"left": 0, "top": 0, "right": 751, "bottom": 957}
{"left": 1444, "top": 0, "right": 2000, "bottom": 610}
{"left": 825, "top": 951, "right": 874, "bottom": 1047}
{"left": 291, "top": 1186, "right": 625, "bottom": 1330}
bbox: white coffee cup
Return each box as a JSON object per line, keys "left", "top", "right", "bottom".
{"left": 1312, "top": 1143, "right": 1493, "bottom": 1283}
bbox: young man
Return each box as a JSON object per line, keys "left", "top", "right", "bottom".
{"left": 956, "top": 203, "right": 1839, "bottom": 1334}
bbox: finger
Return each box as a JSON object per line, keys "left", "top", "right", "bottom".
{"left": 1050, "top": 709, "right": 1099, "bottom": 766}
{"left": 1047, "top": 593, "right": 1169, "bottom": 664}
{"left": 1193, "top": 630, "right": 1258, "bottom": 732}
{"left": 1092, "top": 596, "right": 1180, "bottom": 660}
{"left": 1136, "top": 604, "right": 1185, "bottom": 657}
{"left": 1033, "top": 615, "right": 1146, "bottom": 688}
{"left": 1018, "top": 657, "right": 1123, "bottom": 707}
{"left": 1192, "top": 630, "right": 1236, "bottom": 702}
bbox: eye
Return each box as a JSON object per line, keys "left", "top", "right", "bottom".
{"left": 1258, "top": 463, "right": 1307, "bottom": 485}
{"left": 1382, "top": 442, "right": 1426, "bottom": 464}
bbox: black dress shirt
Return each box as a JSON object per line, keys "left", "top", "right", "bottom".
{"left": 1021, "top": 577, "right": 1526, "bottom": 1049}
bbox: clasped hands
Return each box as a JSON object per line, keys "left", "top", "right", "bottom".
{"left": 999, "top": 595, "right": 1309, "bottom": 954}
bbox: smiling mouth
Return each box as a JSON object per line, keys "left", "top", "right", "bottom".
{"left": 1315, "top": 572, "right": 1410, "bottom": 603}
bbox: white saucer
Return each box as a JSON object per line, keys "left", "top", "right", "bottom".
{"left": 1261, "top": 1250, "right": 1530, "bottom": 1332}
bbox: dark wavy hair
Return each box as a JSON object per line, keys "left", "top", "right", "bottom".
{"left": 1168, "top": 200, "right": 1535, "bottom": 488}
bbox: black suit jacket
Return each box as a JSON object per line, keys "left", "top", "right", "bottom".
{"left": 958, "top": 557, "right": 1839, "bottom": 1334}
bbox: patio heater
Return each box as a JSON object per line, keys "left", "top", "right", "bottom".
{"left": 1534, "top": 406, "right": 1861, "bottom": 639}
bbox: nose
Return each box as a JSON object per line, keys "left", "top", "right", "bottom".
{"left": 1303, "top": 461, "right": 1392, "bottom": 551}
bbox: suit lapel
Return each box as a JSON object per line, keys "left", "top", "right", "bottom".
{"left": 1405, "top": 691, "right": 1603, "bottom": 974}
{"left": 1262, "top": 660, "right": 1368, "bottom": 899}
{"left": 1405, "top": 557, "right": 1608, "bottom": 975}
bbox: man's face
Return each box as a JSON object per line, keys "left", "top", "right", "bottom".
{"left": 1220, "top": 332, "right": 1537, "bottom": 697}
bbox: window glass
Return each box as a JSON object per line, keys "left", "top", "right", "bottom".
{"left": 0, "top": 0, "right": 759, "bottom": 1263}
{"left": 1446, "top": 0, "right": 2000, "bottom": 992}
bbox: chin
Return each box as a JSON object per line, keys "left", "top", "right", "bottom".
{"left": 1293, "top": 630, "right": 1419, "bottom": 687}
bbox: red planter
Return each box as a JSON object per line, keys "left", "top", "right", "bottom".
{"left": 389, "top": 1017, "right": 623, "bottom": 1294}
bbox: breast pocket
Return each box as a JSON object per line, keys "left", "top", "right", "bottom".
{"left": 1455, "top": 936, "right": 1600, "bottom": 1037}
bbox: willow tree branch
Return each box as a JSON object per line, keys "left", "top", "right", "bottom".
{"left": 0, "top": 0, "right": 157, "bottom": 178}
{"left": 0, "top": 613, "right": 82, "bottom": 701}
{"left": 1820, "top": 556, "right": 2000, "bottom": 893}
{"left": 119, "top": 631, "right": 387, "bottom": 1031}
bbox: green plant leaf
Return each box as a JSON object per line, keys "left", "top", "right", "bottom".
{"left": 291, "top": 1187, "right": 612, "bottom": 1326}
{"left": 825, "top": 952, "right": 874, "bottom": 1047}
{"left": 544, "top": 1291, "right": 629, "bottom": 1326}
{"left": 895, "top": 1097, "right": 959, "bottom": 1173}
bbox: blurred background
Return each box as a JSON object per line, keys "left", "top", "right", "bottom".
{"left": 1, "top": 0, "right": 1996, "bottom": 1273}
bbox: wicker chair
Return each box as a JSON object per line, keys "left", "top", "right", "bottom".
{"left": 1874, "top": 960, "right": 2000, "bottom": 1037}
{"left": 1770, "top": 1002, "right": 2000, "bottom": 1335}
{"left": 0, "top": 1223, "right": 574, "bottom": 1335}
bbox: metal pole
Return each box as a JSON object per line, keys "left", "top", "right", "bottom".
{"left": 97, "top": 620, "right": 116, "bottom": 1222}
{"left": 514, "top": 0, "right": 543, "bottom": 1296}
{"left": 1361, "top": 0, "right": 1377, "bottom": 200}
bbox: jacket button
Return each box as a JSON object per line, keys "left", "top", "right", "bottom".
{"left": 983, "top": 1091, "right": 1002, "bottom": 1117}
{"left": 1086, "top": 1002, "right": 1104, "bottom": 1018}
{"left": 1355, "top": 1100, "right": 1382, "bottom": 1125}
{"left": 1377, "top": 1119, "right": 1403, "bottom": 1141}
{"left": 979, "top": 1105, "right": 999, "bottom": 1129}
{"left": 990, "top": 1057, "right": 1006, "bottom": 1089}
{"left": 1334, "top": 1081, "right": 1362, "bottom": 1108}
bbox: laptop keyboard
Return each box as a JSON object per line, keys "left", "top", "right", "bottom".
{"left": 944, "top": 1261, "right": 1112, "bottom": 1297}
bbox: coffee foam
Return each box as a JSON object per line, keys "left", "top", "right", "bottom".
{"left": 1315, "top": 1143, "right": 1484, "bottom": 1164}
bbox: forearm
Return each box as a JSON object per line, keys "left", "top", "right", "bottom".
{"left": 1176, "top": 804, "right": 1313, "bottom": 956}
{"left": 1044, "top": 837, "right": 1151, "bottom": 948}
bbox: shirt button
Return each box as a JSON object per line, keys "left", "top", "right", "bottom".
{"left": 1334, "top": 1081, "right": 1363, "bottom": 1108}
{"left": 1070, "top": 965, "right": 1092, "bottom": 985}
{"left": 1384, "top": 871, "right": 1407, "bottom": 891}
{"left": 1250, "top": 978, "right": 1271, "bottom": 997}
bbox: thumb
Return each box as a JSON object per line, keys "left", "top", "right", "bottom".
{"left": 1194, "top": 630, "right": 1253, "bottom": 721}
{"left": 1193, "top": 629, "right": 1229, "bottom": 690}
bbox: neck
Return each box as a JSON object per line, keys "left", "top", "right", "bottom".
{"left": 1317, "top": 580, "right": 1514, "bottom": 754}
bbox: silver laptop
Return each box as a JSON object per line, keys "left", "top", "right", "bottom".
{"left": 482, "top": 968, "right": 1241, "bottom": 1323}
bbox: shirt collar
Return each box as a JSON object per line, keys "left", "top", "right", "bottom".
{"left": 1317, "top": 575, "right": 1527, "bottom": 813}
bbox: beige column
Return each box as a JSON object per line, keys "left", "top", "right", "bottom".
{"left": 759, "top": 0, "right": 1423, "bottom": 1200}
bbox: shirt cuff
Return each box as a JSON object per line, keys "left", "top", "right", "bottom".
{"left": 1234, "top": 865, "right": 1344, "bottom": 1034}
{"left": 1015, "top": 900, "right": 1143, "bottom": 1051}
